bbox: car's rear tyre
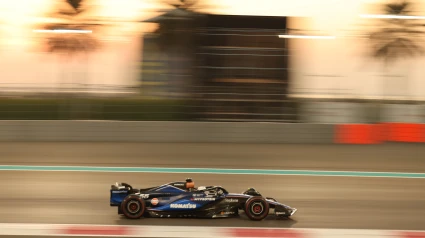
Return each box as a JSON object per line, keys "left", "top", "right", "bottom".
{"left": 244, "top": 197, "right": 269, "bottom": 221}
{"left": 121, "top": 195, "right": 146, "bottom": 219}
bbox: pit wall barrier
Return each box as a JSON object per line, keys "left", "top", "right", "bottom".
{"left": 335, "top": 123, "right": 425, "bottom": 144}
{"left": 0, "top": 223, "right": 424, "bottom": 237}
{"left": 0, "top": 120, "right": 423, "bottom": 144}
{"left": 0, "top": 121, "right": 335, "bottom": 143}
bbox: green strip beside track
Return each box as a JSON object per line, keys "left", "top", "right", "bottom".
{"left": 0, "top": 165, "right": 424, "bottom": 179}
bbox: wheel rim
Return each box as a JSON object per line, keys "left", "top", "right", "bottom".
{"left": 251, "top": 202, "right": 264, "bottom": 215}
{"left": 127, "top": 200, "right": 141, "bottom": 214}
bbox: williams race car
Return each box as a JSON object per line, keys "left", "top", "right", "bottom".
{"left": 110, "top": 178, "right": 297, "bottom": 221}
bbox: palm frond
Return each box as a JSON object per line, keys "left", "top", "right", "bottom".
{"left": 396, "top": 38, "right": 425, "bottom": 55}
{"left": 159, "top": 0, "right": 199, "bottom": 9}
{"left": 66, "top": 0, "right": 83, "bottom": 11}
{"left": 367, "top": 0, "right": 425, "bottom": 65}
{"left": 46, "top": 34, "right": 99, "bottom": 54}
{"left": 385, "top": 1, "right": 410, "bottom": 15}
{"left": 37, "top": 0, "right": 104, "bottom": 57}
{"left": 369, "top": 28, "right": 425, "bottom": 40}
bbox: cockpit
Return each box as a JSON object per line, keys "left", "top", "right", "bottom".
{"left": 170, "top": 178, "right": 228, "bottom": 194}
{"left": 170, "top": 178, "right": 196, "bottom": 191}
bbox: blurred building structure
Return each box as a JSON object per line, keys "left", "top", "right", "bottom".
{"left": 0, "top": 0, "right": 425, "bottom": 123}
{"left": 141, "top": 10, "right": 293, "bottom": 121}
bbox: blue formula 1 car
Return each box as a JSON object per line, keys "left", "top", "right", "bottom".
{"left": 110, "top": 178, "right": 297, "bottom": 221}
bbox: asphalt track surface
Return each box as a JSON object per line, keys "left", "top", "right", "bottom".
{"left": 0, "top": 143, "right": 424, "bottom": 231}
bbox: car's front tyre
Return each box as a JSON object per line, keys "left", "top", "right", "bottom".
{"left": 121, "top": 195, "right": 146, "bottom": 219}
{"left": 244, "top": 197, "right": 269, "bottom": 221}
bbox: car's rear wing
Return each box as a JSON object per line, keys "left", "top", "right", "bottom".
{"left": 110, "top": 182, "right": 131, "bottom": 206}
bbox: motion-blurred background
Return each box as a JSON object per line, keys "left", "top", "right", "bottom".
{"left": 1, "top": 0, "right": 425, "bottom": 122}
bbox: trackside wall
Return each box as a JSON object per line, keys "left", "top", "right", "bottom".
{"left": 0, "top": 121, "right": 424, "bottom": 144}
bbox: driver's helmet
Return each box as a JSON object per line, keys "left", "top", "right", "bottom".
{"left": 185, "top": 178, "right": 195, "bottom": 189}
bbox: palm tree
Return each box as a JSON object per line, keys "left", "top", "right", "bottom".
{"left": 34, "top": 0, "right": 106, "bottom": 97}
{"left": 33, "top": 0, "right": 107, "bottom": 119}
{"left": 38, "top": 0, "right": 102, "bottom": 58}
{"left": 367, "top": 0, "right": 425, "bottom": 100}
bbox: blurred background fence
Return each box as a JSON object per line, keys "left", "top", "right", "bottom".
{"left": 1, "top": 84, "right": 424, "bottom": 124}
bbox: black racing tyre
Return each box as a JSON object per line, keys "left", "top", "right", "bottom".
{"left": 244, "top": 197, "right": 269, "bottom": 221}
{"left": 121, "top": 195, "right": 146, "bottom": 219}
